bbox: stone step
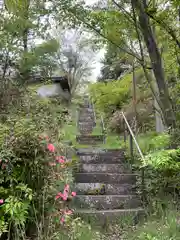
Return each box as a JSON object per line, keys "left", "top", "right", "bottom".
{"left": 77, "top": 148, "right": 125, "bottom": 155}
{"left": 76, "top": 151, "right": 125, "bottom": 164}
{"left": 76, "top": 135, "right": 104, "bottom": 145}
{"left": 81, "top": 104, "right": 92, "bottom": 108}
{"left": 78, "top": 122, "right": 95, "bottom": 126}
{"left": 79, "top": 130, "right": 94, "bottom": 135}
{"left": 75, "top": 173, "right": 137, "bottom": 184}
{"left": 79, "top": 109, "right": 94, "bottom": 114}
{"left": 78, "top": 125, "right": 95, "bottom": 131}
{"left": 74, "top": 195, "right": 141, "bottom": 210}
{"left": 79, "top": 164, "right": 131, "bottom": 173}
{"left": 79, "top": 155, "right": 125, "bottom": 164}
{"left": 75, "top": 183, "right": 136, "bottom": 195}
{"left": 75, "top": 208, "right": 145, "bottom": 225}
{"left": 78, "top": 117, "right": 95, "bottom": 122}
{"left": 79, "top": 115, "right": 94, "bottom": 120}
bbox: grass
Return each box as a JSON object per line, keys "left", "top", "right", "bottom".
{"left": 123, "top": 207, "right": 180, "bottom": 239}
{"left": 28, "top": 81, "right": 53, "bottom": 92}
{"left": 62, "top": 111, "right": 125, "bottom": 150}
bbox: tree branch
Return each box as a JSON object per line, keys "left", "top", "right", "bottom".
{"left": 146, "top": 11, "right": 180, "bottom": 49}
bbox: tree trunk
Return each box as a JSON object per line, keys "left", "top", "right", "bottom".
{"left": 134, "top": 0, "right": 176, "bottom": 128}
{"left": 21, "top": 0, "right": 30, "bottom": 82}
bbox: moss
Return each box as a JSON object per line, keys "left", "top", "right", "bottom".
{"left": 87, "top": 184, "right": 106, "bottom": 195}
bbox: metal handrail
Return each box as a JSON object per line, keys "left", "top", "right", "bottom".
{"left": 121, "top": 111, "right": 146, "bottom": 202}
{"left": 101, "top": 115, "right": 105, "bottom": 133}
{"left": 91, "top": 101, "right": 96, "bottom": 126}
{"left": 100, "top": 115, "right": 106, "bottom": 144}
{"left": 121, "top": 111, "right": 144, "bottom": 160}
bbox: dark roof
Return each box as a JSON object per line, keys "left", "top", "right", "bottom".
{"left": 29, "top": 76, "right": 70, "bottom": 92}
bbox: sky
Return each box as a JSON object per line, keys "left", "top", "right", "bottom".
{"left": 90, "top": 48, "right": 105, "bottom": 81}
{"left": 84, "top": 0, "right": 105, "bottom": 81}
{"left": 35, "top": 0, "right": 105, "bottom": 81}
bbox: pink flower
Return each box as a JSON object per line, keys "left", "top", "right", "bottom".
{"left": 55, "top": 192, "right": 63, "bottom": 200}
{"left": 1, "top": 164, "right": 6, "bottom": 169}
{"left": 62, "top": 195, "right": 68, "bottom": 201}
{"left": 62, "top": 184, "right": 69, "bottom": 201}
{"left": 0, "top": 199, "right": 4, "bottom": 204}
{"left": 64, "top": 210, "right": 73, "bottom": 215}
{"left": 55, "top": 185, "right": 70, "bottom": 201}
{"left": 56, "top": 156, "right": 65, "bottom": 164}
{"left": 49, "top": 162, "right": 56, "bottom": 167}
{"left": 71, "top": 192, "right": 76, "bottom": 197}
{"left": 60, "top": 217, "right": 65, "bottom": 224}
{"left": 64, "top": 184, "right": 70, "bottom": 192}
{"left": 47, "top": 144, "right": 55, "bottom": 152}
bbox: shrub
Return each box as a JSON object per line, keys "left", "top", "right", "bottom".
{"left": 143, "top": 149, "right": 180, "bottom": 170}
{"left": 0, "top": 87, "right": 70, "bottom": 238}
{"left": 138, "top": 148, "right": 180, "bottom": 208}
{"left": 124, "top": 207, "right": 180, "bottom": 240}
{"left": 138, "top": 132, "right": 170, "bottom": 154}
{"left": 89, "top": 73, "right": 132, "bottom": 117}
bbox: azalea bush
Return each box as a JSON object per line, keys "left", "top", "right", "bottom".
{"left": 0, "top": 129, "right": 77, "bottom": 239}
{"left": 0, "top": 89, "right": 104, "bottom": 240}
{"left": 0, "top": 86, "right": 75, "bottom": 239}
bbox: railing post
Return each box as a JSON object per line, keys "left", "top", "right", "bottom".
{"left": 141, "top": 167, "right": 145, "bottom": 201}
{"left": 129, "top": 133, "right": 134, "bottom": 164}
{"left": 123, "top": 119, "right": 126, "bottom": 143}
{"left": 101, "top": 115, "right": 106, "bottom": 144}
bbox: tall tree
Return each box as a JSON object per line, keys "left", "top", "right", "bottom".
{"left": 52, "top": 28, "right": 96, "bottom": 100}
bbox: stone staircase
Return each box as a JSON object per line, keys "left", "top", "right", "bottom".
{"left": 74, "top": 97, "right": 144, "bottom": 224}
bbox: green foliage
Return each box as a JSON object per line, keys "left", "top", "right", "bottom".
{"left": 89, "top": 73, "right": 132, "bottom": 117}
{"left": 137, "top": 148, "right": 180, "bottom": 207}
{"left": 124, "top": 207, "right": 180, "bottom": 240}
{"left": 19, "top": 39, "right": 59, "bottom": 79}
{"left": 137, "top": 132, "right": 170, "bottom": 155}
{"left": 0, "top": 87, "right": 69, "bottom": 238}
{"left": 143, "top": 149, "right": 180, "bottom": 170}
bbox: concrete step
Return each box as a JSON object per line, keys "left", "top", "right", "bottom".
{"left": 75, "top": 208, "right": 145, "bottom": 225}
{"left": 79, "top": 164, "right": 131, "bottom": 173}
{"left": 77, "top": 148, "right": 125, "bottom": 155}
{"left": 78, "top": 122, "right": 95, "bottom": 126}
{"left": 77, "top": 152, "right": 125, "bottom": 164}
{"left": 79, "top": 109, "right": 94, "bottom": 114}
{"left": 80, "top": 104, "right": 92, "bottom": 108}
{"left": 78, "top": 111, "right": 94, "bottom": 116}
{"left": 75, "top": 173, "right": 137, "bottom": 184}
{"left": 78, "top": 117, "right": 95, "bottom": 122}
{"left": 78, "top": 124, "right": 95, "bottom": 132}
{"left": 75, "top": 183, "right": 136, "bottom": 195}
{"left": 78, "top": 119, "right": 95, "bottom": 124}
{"left": 76, "top": 135, "right": 104, "bottom": 145}
{"left": 79, "top": 130, "right": 94, "bottom": 135}
{"left": 74, "top": 195, "right": 141, "bottom": 210}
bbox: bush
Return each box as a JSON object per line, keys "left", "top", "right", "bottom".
{"left": 124, "top": 207, "right": 180, "bottom": 240}
{"left": 89, "top": 73, "right": 132, "bottom": 117}
{"left": 143, "top": 149, "right": 180, "bottom": 170}
{"left": 0, "top": 87, "right": 70, "bottom": 238}
{"left": 138, "top": 132, "right": 170, "bottom": 154}
{"left": 138, "top": 148, "right": 180, "bottom": 208}
{"left": 0, "top": 89, "right": 106, "bottom": 240}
